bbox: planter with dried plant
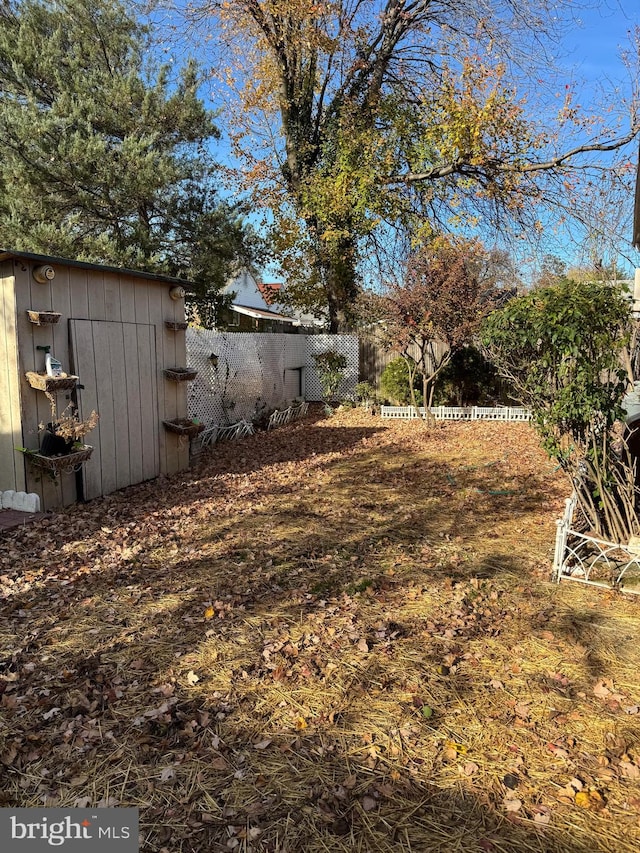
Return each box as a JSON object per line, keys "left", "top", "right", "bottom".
{"left": 38, "top": 393, "right": 99, "bottom": 457}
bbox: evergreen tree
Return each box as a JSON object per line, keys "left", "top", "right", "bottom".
{"left": 0, "top": 0, "right": 255, "bottom": 292}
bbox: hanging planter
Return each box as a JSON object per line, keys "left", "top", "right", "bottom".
{"left": 27, "top": 310, "right": 62, "bottom": 326}
{"left": 39, "top": 424, "right": 73, "bottom": 457}
{"left": 162, "top": 418, "right": 205, "bottom": 438}
{"left": 20, "top": 445, "right": 94, "bottom": 476}
{"left": 25, "top": 371, "right": 79, "bottom": 392}
{"left": 164, "top": 320, "right": 189, "bottom": 331}
{"left": 163, "top": 367, "right": 198, "bottom": 382}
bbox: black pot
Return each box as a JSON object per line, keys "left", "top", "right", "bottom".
{"left": 40, "top": 424, "right": 73, "bottom": 457}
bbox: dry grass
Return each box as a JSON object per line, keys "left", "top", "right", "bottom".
{"left": 1, "top": 407, "right": 640, "bottom": 852}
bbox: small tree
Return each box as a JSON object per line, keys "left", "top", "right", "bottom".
{"left": 481, "top": 277, "right": 637, "bottom": 542}
{"left": 359, "top": 239, "right": 495, "bottom": 417}
{"left": 313, "top": 350, "right": 348, "bottom": 403}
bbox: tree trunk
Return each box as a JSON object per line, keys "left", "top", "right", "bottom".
{"left": 313, "top": 229, "right": 359, "bottom": 333}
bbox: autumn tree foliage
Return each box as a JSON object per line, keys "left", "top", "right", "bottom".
{"left": 359, "top": 239, "right": 495, "bottom": 414}
{"left": 182, "top": 0, "right": 639, "bottom": 330}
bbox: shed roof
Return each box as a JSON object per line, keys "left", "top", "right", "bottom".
{"left": 0, "top": 249, "right": 192, "bottom": 287}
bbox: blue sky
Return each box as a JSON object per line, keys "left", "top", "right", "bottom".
{"left": 563, "top": 1, "right": 637, "bottom": 80}
{"left": 551, "top": 1, "right": 639, "bottom": 272}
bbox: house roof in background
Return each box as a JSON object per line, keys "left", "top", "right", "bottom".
{"left": 0, "top": 249, "right": 192, "bottom": 287}
{"left": 232, "top": 303, "right": 298, "bottom": 324}
{"left": 256, "top": 281, "right": 283, "bottom": 305}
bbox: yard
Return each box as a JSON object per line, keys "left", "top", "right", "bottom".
{"left": 1, "top": 407, "right": 640, "bottom": 852}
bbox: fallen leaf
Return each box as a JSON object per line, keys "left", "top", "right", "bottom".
{"left": 620, "top": 761, "right": 640, "bottom": 780}
{"left": 533, "top": 810, "right": 551, "bottom": 826}
{"left": 444, "top": 740, "right": 467, "bottom": 755}
{"left": 362, "top": 796, "right": 377, "bottom": 811}
{"left": 547, "top": 743, "right": 569, "bottom": 759}
{"left": 204, "top": 606, "right": 215, "bottom": 620}
{"left": 253, "top": 739, "right": 272, "bottom": 750}
{"left": 593, "top": 680, "right": 612, "bottom": 699}
{"left": 503, "top": 798, "right": 522, "bottom": 812}
{"left": 0, "top": 671, "right": 19, "bottom": 683}
{"left": 186, "top": 670, "right": 199, "bottom": 685}
{"left": 42, "top": 707, "right": 61, "bottom": 720}
{"left": 575, "top": 789, "right": 604, "bottom": 810}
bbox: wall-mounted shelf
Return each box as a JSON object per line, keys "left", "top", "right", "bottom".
{"left": 25, "top": 372, "right": 79, "bottom": 392}
{"left": 27, "top": 310, "right": 62, "bottom": 326}
{"left": 163, "top": 367, "right": 198, "bottom": 382}
{"left": 164, "top": 320, "right": 189, "bottom": 331}
{"left": 162, "top": 418, "right": 205, "bottom": 438}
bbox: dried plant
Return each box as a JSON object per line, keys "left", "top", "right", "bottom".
{"left": 41, "top": 392, "right": 99, "bottom": 444}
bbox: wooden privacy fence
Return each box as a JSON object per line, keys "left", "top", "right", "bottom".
{"left": 359, "top": 337, "right": 448, "bottom": 387}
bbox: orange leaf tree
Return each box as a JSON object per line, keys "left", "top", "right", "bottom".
{"left": 358, "top": 237, "right": 498, "bottom": 415}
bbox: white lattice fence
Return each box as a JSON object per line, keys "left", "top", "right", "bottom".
{"left": 305, "top": 335, "right": 359, "bottom": 401}
{"left": 186, "top": 329, "right": 307, "bottom": 426}
{"left": 187, "top": 331, "right": 360, "bottom": 426}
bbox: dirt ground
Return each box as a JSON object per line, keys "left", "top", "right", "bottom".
{"left": 1, "top": 407, "right": 640, "bottom": 852}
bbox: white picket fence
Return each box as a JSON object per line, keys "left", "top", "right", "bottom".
{"left": 380, "top": 405, "right": 532, "bottom": 421}
{"left": 267, "top": 401, "right": 309, "bottom": 430}
{"left": 199, "top": 419, "right": 255, "bottom": 448}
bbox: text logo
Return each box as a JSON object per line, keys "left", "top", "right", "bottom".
{"left": 1, "top": 808, "right": 138, "bottom": 851}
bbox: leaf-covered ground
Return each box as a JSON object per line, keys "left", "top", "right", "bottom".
{"left": 2, "top": 407, "right": 640, "bottom": 852}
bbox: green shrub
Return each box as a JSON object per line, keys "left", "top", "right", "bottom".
{"left": 354, "top": 381, "right": 376, "bottom": 405}
{"left": 380, "top": 357, "right": 422, "bottom": 405}
{"left": 433, "top": 346, "right": 511, "bottom": 406}
{"left": 313, "top": 350, "right": 348, "bottom": 400}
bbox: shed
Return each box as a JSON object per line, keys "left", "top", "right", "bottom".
{"left": 0, "top": 249, "right": 195, "bottom": 511}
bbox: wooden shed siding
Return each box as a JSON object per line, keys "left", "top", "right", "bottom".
{"left": 0, "top": 262, "right": 25, "bottom": 494}
{"left": 10, "top": 258, "right": 189, "bottom": 509}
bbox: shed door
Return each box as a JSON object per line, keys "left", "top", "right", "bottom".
{"left": 69, "top": 320, "right": 159, "bottom": 500}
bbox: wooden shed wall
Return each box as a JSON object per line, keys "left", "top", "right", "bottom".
{"left": 11, "top": 257, "right": 189, "bottom": 510}
{"left": 0, "top": 260, "right": 25, "bottom": 494}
